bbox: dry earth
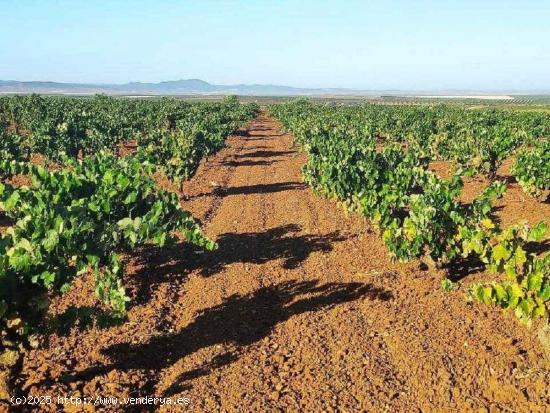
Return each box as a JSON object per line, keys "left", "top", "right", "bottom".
{"left": 8, "top": 112, "right": 550, "bottom": 412}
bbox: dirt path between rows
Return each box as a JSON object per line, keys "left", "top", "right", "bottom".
{"left": 18, "top": 112, "right": 550, "bottom": 412}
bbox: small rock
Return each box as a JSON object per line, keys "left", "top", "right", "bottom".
{"left": 0, "top": 349, "right": 20, "bottom": 368}
{"left": 6, "top": 317, "right": 22, "bottom": 329}
{"left": 27, "top": 335, "right": 40, "bottom": 349}
{"left": 0, "top": 371, "right": 11, "bottom": 401}
{"left": 1, "top": 338, "right": 14, "bottom": 347}
{"left": 273, "top": 354, "right": 285, "bottom": 364}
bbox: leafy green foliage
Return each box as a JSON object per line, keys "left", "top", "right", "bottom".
{"left": 270, "top": 101, "right": 508, "bottom": 263}
{"left": 271, "top": 100, "right": 550, "bottom": 179}
{"left": 511, "top": 138, "right": 550, "bottom": 200}
{"left": 441, "top": 278, "right": 455, "bottom": 292}
{"left": 0, "top": 127, "right": 30, "bottom": 164}
{"left": 0, "top": 94, "right": 259, "bottom": 169}
{"left": 0, "top": 153, "right": 216, "bottom": 325}
{"left": 468, "top": 223, "right": 549, "bottom": 323}
{"left": 270, "top": 100, "right": 549, "bottom": 323}
{"left": 0, "top": 96, "right": 259, "bottom": 335}
{"left": 135, "top": 96, "right": 259, "bottom": 181}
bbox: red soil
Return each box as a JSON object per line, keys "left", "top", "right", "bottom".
{"left": 10, "top": 113, "right": 550, "bottom": 412}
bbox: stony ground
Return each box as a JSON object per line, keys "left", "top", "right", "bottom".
{"left": 7, "top": 112, "right": 550, "bottom": 412}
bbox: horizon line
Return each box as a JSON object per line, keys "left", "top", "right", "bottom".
{"left": 1, "top": 78, "right": 550, "bottom": 95}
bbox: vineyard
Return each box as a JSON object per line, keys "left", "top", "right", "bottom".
{"left": 1, "top": 97, "right": 550, "bottom": 411}
{"left": 269, "top": 100, "right": 550, "bottom": 323}
{"left": 0, "top": 95, "right": 258, "bottom": 330}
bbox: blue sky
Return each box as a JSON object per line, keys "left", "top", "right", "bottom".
{"left": 0, "top": 0, "right": 549, "bottom": 91}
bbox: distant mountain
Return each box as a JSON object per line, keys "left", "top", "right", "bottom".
{"left": 0, "top": 79, "right": 360, "bottom": 96}
{"left": 0, "top": 79, "right": 547, "bottom": 97}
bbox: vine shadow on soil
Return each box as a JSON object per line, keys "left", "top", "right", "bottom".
{"left": 221, "top": 159, "right": 281, "bottom": 167}
{"left": 47, "top": 306, "right": 126, "bottom": 336}
{"left": 0, "top": 213, "right": 15, "bottom": 231}
{"left": 188, "top": 181, "right": 306, "bottom": 200}
{"left": 130, "top": 224, "right": 348, "bottom": 306}
{"left": 233, "top": 150, "right": 296, "bottom": 159}
{"left": 58, "top": 279, "right": 392, "bottom": 402}
{"left": 232, "top": 130, "right": 250, "bottom": 137}
{"left": 214, "top": 181, "right": 307, "bottom": 197}
{"left": 235, "top": 128, "right": 285, "bottom": 138}
{"left": 198, "top": 223, "right": 347, "bottom": 275}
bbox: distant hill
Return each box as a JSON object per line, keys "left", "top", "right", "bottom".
{"left": 0, "top": 79, "right": 360, "bottom": 96}
{"left": 0, "top": 79, "right": 547, "bottom": 97}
